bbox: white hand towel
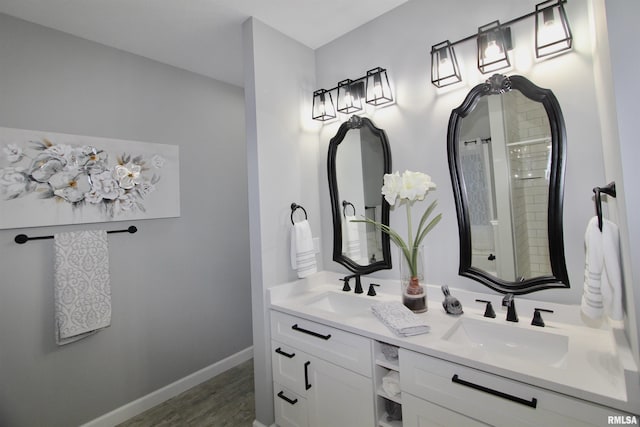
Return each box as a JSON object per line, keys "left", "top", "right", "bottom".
{"left": 382, "top": 371, "right": 401, "bottom": 397}
{"left": 371, "top": 301, "right": 430, "bottom": 337}
{"left": 581, "top": 216, "right": 623, "bottom": 322}
{"left": 290, "top": 219, "right": 317, "bottom": 278}
{"left": 54, "top": 230, "right": 111, "bottom": 345}
{"left": 344, "top": 215, "right": 362, "bottom": 260}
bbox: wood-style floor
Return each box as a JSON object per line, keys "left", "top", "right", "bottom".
{"left": 117, "top": 359, "right": 255, "bottom": 427}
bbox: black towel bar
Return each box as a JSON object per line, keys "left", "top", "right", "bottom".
{"left": 593, "top": 182, "right": 616, "bottom": 232}
{"left": 14, "top": 225, "right": 138, "bottom": 244}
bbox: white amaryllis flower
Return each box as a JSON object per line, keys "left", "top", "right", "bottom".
{"left": 381, "top": 171, "right": 403, "bottom": 205}
{"left": 113, "top": 162, "right": 142, "bottom": 189}
{"left": 381, "top": 170, "right": 436, "bottom": 205}
{"left": 3, "top": 144, "right": 24, "bottom": 163}
{"left": 399, "top": 170, "right": 436, "bottom": 202}
{"left": 355, "top": 170, "right": 441, "bottom": 281}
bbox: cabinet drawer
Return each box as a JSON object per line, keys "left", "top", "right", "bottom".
{"left": 274, "top": 383, "right": 308, "bottom": 427}
{"left": 271, "top": 310, "right": 372, "bottom": 377}
{"left": 399, "top": 349, "right": 622, "bottom": 427}
{"left": 402, "top": 392, "right": 488, "bottom": 427}
{"left": 272, "top": 340, "right": 310, "bottom": 396}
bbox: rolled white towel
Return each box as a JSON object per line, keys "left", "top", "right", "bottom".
{"left": 371, "top": 301, "right": 430, "bottom": 337}
{"left": 382, "top": 371, "right": 401, "bottom": 397}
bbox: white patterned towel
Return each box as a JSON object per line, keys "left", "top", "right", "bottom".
{"left": 371, "top": 301, "right": 430, "bottom": 337}
{"left": 54, "top": 230, "right": 111, "bottom": 345}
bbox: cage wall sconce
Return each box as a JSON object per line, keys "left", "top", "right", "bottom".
{"left": 312, "top": 89, "right": 336, "bottom": 122}
{"left": 312, "top": 67, "right": 393, "bottom": 121}
{"left": 430, "top": 0, "right": 572, "bottom": 87}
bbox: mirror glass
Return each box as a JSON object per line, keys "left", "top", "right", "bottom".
{"left": 448, "top": 74, "right": 569, "bottom": 294}
{"left": 328, "top": 115, "right": 392, "bottom": 274}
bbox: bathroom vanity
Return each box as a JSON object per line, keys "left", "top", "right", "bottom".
{"left": 268, "top": 272, "right": 639, "bottom": 427}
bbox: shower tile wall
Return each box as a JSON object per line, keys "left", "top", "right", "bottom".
{"left": 505, "top": 91, "right": 552, "bottom": 279}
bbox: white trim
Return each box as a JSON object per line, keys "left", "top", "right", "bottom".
{"left": 81, "top": 346, "right": 253, "bottom": 427}
{"left": 252, "top": 421, "right": 276, "bottom": 427}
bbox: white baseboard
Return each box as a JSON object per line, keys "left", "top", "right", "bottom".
{"left": 253, "top": 421, "right": 276, "bottom": 427}
{"left": 81, "top": 346, "right": 253, "bottom": 427}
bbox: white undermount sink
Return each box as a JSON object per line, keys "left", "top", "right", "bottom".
{"left": 303, "top": 291, "right": 377, "bottom": 315}
{"left": 442, "top": 317, "right": 569, "bottom": 367}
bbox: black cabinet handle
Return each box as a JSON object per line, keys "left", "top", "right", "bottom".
{"left": 277, "top": 390, "right": 298, "bottom": 405}
{"left": 304, "top": 361, "right": 311, "bottom": 390}
{"left": 275, "top": 347, "right": 296, "bottom": 358}
{"left": 292, "top": 324, "right": 332, "bottom": 340}
{"left": 451, "top": 374, "right": 537, "bottom": 408}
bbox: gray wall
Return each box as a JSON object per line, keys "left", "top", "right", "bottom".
{"left": 0, "top": 14, "right": 252, "bottom": 427}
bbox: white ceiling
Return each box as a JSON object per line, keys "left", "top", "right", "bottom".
{"left": 0, "top": 0, "right": 408, "bottom": 87}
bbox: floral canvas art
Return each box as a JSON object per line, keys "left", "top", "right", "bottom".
{"left": 0, "top": 126, "right": 180, "bottom": 229}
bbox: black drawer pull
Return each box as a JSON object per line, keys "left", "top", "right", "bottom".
{"left": 277, "top": 391, "right": 298, "bottom": 405}
{"left": 451, "top": 374, "right": 537, "bottom": 408}
{"left": 275, "top": 347, "right": 296, "bottom": 358}
{"left": 292, "top": 324, "right": 332, "bottom": 340}
{"left": 304, "top": 361, "right": 311, "bottom": 390}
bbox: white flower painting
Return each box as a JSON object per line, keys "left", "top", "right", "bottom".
{"left": 0, "top": 126, "right": 180, "bottom": 229}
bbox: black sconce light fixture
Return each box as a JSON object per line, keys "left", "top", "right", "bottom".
{"left": 312, "top": 89, "right": 336, "bottom": 121}
{"left": 431, "top": 40, "right": 462, "bottom": 88}
{"left": 365, "top": 67, "right": 393, "bottom": 106}
{"left": 336, "top": 79, "right": 363, "bottom": 114}
{"left": 312, "top": 67, "right": 393, "bottom": 121}
{"left": 535, "top": 0, "right": 573, "bottom": 58}
{"left": 477, "top": 21, "right": 512, "bottom": 74}
{"left": 430, "top": 0, "right": 572, "bottom": 87}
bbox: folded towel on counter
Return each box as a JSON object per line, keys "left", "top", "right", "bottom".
{"left": 290, "top": 219, "right": 317, "bottom": 278}
{"left": 54, "top": 230, "right": 111, "bottom": 345}
{"left": 382, "top": 371, "right": 401, "bottom": 397}
{"left": 371, "top": 301, "right": 430, "bottom": 337}
{"left": 344, "top": 215, "right": 362, "bottom": 261}
{"left": 581, "top": 216, "right": 623, "bottom": 322}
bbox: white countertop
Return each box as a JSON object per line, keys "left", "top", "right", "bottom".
{"left": 268, "top": 271, "right": 640, "bottom": 414}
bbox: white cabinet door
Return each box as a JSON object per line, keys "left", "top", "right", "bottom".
{"left": 305, "top": 355, "right": 375, "bottom": 427}
{"left": 403, "top": 393, "right": 488, "bottom": 427}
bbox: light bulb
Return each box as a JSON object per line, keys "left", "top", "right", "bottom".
{"left": 484, "top": 40, "right": 502, "bottom": 61}
{"left": 439, "top": 56, "right": 454, "bottom": 77}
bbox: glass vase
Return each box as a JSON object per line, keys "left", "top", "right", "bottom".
{"left": 399, "top": 245, "right": 427, "bottom": 313}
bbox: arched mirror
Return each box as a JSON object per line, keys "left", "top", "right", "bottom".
{"left": 328, "top": 115, "right": 392, "bottom": 274}
{"left": 448, "top": 74, "right": 569, "bottom": 294}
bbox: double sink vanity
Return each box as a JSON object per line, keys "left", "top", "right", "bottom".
{"left": 272, "top": 73, "right": 638, "bottom": 426}
{"left": 268, "top": 271, "right": 639, "bottom": 427}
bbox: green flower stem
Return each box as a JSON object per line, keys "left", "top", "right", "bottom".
{"left": 351, "top": 199, "right": 441, "bottom": 282}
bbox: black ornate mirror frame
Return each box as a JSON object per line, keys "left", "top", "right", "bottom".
{"left": 447, "top": 74, "right": 569, "bottom": 294}
{"left": 328, "top": 115, "right": 392, "bottom": 274}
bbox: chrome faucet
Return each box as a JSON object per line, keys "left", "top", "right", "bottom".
{"left": 503, "top": 293, "right": 518, "bottom": 322}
